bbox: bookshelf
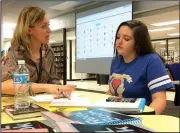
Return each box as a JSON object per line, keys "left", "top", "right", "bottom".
{"left": 50, "top": 43, "right": 65, "bottom": 82}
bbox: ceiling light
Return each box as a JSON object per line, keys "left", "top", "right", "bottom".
{"left": 167, "top": 33, "right": 179, "bottom": 36}
{"left": 152, "top": 41, "right": 175, "bottom": 45}
{"left": 151, "top": 20, "right": 179, "bottom": 26}
{"left": 160, "top": 42, "right": 175, "bottom": 45}
{"left": 49, "top": 40, "right": 56, "bottom": 43}
{"left": 149, "top": 27, "right": 175, "bottom": 32}
{"left": 152, "top": 41, "right": 165, "bottom": 44}
{"left": 168, "top": 42, "right": 175, "bottom": 44}
{"left": 67, "top": 36, "right": 76, "bottom": 40}
{"left": 49, "top": 1, "right": 79, "bottom": 10}
{"left": 50, "top": 19, "right": 65, "bottom": 31}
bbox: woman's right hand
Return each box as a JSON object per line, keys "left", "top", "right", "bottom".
{"left": 55, "top": 85, "right": 77, "bottom": 99}
{"left": 44, "top": 84, "right": 76, "bottom": 99}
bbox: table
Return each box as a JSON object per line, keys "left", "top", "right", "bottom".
{"left": 1, "top": 91, "right": 179, "bottom": 132}
{"left": 133, "top": 115, "right": 179, "bottom": 132}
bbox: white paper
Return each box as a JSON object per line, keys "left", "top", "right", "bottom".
{"left": 50, "top": 97, "right": 91, "bottom": 107}
{"left": 30, "top": 94, "right": 55, "bottom": 102}
{"left": 30, "top": 93, "right": 82, "bottom": 102}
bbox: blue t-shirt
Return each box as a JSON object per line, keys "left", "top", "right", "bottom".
{"left": 110, "top": 53, "right": 174, "bottom": 105}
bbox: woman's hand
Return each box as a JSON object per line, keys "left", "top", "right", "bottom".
{"left": 44, "top": 84, "right": 76, "bottom": 99}
{"left": 55, "top": 85, "right": 77, "bottom": 99}
{"left": 106, "top": 89, "right": 112, "bottom": 95}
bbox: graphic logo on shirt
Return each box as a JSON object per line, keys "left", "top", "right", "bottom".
{"left": 109, "top": 73, "right": 132, "bottom": 97}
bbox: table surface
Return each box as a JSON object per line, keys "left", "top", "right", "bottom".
{"left": 1, "top": 91, "right": 179, "bottom": 132}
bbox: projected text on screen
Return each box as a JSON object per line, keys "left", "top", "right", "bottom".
{"left": 76, "top": 4, "right": 132, "bottom": 60}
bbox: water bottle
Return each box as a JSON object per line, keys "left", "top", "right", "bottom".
{"left": 13, "top": 60, "right": 30, "bottom": 109}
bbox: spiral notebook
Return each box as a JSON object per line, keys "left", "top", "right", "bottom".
{"left": 41, "top": 109, "right": 142, "bottom": 129}
{"left": 56, "top": 122, "right": 155, "bottom": 132}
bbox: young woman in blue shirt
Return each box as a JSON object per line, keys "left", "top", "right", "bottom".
{"left": 107, "top": 20, "right": 174, "bottom": 114}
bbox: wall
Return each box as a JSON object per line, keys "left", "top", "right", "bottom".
{"left": 2, "top": 40, "right": 11, "bottom": 53}
{"left": 66, "top": 39, "right": 89, "bottom": 80}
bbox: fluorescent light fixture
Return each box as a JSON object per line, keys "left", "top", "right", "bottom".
{"left": 152, "top": 41, "right": 175, "bottom": 45}
{"left": 168, "top": 42, "right": 175, "bottom": 44}
{"left": 67, "top": 36, "right": 76, "bottom": 40}
{"left": 167, "top": 33, "right": 179, "bottom": 36}
{"left": 152, "top": 41, "right": 165, "bottom": 44}
{"left": 49, "top": 40, "right": 56, "bottom": 43}
{"left": 149, "top": 27, "right": 175, "bottom": 32}
{"left": 160, "top": 42, "right": 175, "bottom": 45}
{"left": 49, "top": 1, "right": 79, "bottom": 10}
{"left": 50, "top": 19, "right": 65, "bottom": 31}
{"left": 159, "top": 42, "right": 166, "bottom": 45}
{"left": 168, "top": 47, "right": 175, "bottom": 50}
{"left": 3, "top": 23, "right": 16, "bottom": 29}
{"left": 151, "top": 20, "right": 179, "bottom": 26}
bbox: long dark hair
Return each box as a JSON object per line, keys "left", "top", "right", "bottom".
{"left": 114, "top": 20, "right": 155, "bottom": 56}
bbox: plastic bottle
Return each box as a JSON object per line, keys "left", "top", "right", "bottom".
{"left": 13, "top": 60, "right": 30, "bottom": 109}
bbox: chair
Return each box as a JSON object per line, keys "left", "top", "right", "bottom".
{"left": 96, "top": 74, "right": 109, "bottom": 85}
{"left": 166, "top": 63, "right": 180, "bottom": 106}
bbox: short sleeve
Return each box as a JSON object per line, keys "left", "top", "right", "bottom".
{"left": 147, "top": 56, "right": 174, "bottom": 94}
{"left": 2, "top": 50, "right": 18, "bottom": 82}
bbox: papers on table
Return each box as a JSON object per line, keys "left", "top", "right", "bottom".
{"left": 30, "top": 93, "right": 82, "bottom": 102}
{"left": 50, "top": 97, "right": 91, "bottom": 107}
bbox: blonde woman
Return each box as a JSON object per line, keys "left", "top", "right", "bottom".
{"left": 2, "top": 7, "right": 76, "bottom": 98}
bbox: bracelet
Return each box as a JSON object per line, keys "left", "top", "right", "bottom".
{"left": 28, "top": 82, "right": 35, "bottom": 96}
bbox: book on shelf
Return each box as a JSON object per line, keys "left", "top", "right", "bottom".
{"left": 49, "top": 97, "right": 146, "bottom": 113}
{"left": 41, "top": 109, "right": 142, "bottom": 132}
{"left": 56, "top": 122, "right": 155, "bottom": 132}
{"left": 3, "top": 103, "right": 48, "bottom": 120}
{"left": 1, "top": 121, "right": 55, "bottom": 132}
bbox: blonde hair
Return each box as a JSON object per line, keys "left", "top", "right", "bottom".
{"left": 11, "top": 7, "right": 45, "bottom": 54}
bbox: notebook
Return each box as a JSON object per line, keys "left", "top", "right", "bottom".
{"left": 91, "top": 97, "right": 146, "bottom": 113}
{"left": 50, "top": 97, "right": 146, "bottom": 113}
{"left": 57, "top": 122, "right": 155, "bottom": 132}
{"left": 41, "top": 109, "right": 142, "bottom": 132}
{"left": 3, "top": 103, "right": 48, "bottom": 120}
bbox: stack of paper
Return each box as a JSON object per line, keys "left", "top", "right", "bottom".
{"left": 30, "top": 93, "right": 82, "bottom": 102}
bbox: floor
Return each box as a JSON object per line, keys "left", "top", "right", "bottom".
{"left": 67, "top": 80, "right": 179, "bottom": 118}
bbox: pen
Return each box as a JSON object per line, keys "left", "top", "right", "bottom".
{"left": 60, "top": 91, "right": 66, "bottom": 98}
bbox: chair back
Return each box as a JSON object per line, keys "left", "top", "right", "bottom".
{"left": 166, "top": 63, "right": 180, "bottom": 106}
{"left": 166, "top": 63, "right": 180, "bottom": 80}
